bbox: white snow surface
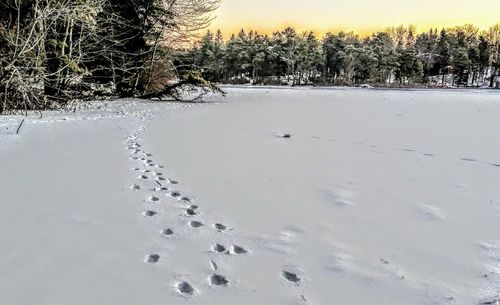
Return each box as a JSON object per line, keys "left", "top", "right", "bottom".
{"left": 1, "top": 87, "right": 500, "bottom": 305}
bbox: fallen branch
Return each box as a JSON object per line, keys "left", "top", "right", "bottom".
{"left": 16, "top": 119, "right": 25, "bottom": 134}
{"left": 140, "top": 71, "right": 225, "bottom": 102}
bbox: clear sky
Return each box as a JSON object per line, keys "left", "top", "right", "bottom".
{"left": 209, "top": 0, "right": 500, "bottom": 37}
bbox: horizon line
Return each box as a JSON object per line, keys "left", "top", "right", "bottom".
{"left": 207, "top": 23, "right": 500, "bottom": 39}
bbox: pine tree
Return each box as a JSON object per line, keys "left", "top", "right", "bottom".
{"left": 486, "top": 25, "right": 500, "bottom": 87}
{"left": 177, "top": 23, "right": 500, "bottom": 89}
{"left": 436, "top": 30, "right": 451, "bottom": 85}
{"left": 478, "top": 36, "right": 490, "bottom": 85}
{"left": 370, "top": 32, "right": 399, "bottom": 83}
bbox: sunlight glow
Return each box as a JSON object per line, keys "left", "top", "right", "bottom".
{"left": 209, "top": 0, "right": 500, "bottom": 37}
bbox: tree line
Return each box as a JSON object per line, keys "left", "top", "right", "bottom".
{"left": 0, "top": 0, "right": 220, "bottom": 114}
{"left": 184, "top": 24, "right": 500, "bottom": 88}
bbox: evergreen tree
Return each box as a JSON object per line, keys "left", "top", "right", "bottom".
{"left": 478, "top": 36, "right": 491, "bottom": 85}
{"left": 370, "top": 32, "right": 399, "bottom": 83}
{"left": 436, "top": 30, "right": 452, "bottom": 85}
{"left": 179, "top": 24, "right": 500, "bottom": 89}
{"left": 486, "top": 25, "right": 500, "bottom": 87}
{"left": 323, "top": 32, "right": 349, "bottom": 84}
{"left": 451, "top": 30, "right": 471, "bottom": 87}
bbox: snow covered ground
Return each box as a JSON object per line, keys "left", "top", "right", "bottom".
{"left": 1, "top": 87, "right": 499, "bottom": 305}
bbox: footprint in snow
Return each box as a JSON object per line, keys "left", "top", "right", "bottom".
{"left": 161, "top": 228, "right": 174, "bottom": 236}
{"left": 185, "top": 207, "right": 198, "bottom": 217}
{"left": 167, "top": 178, "right": 179, "bottom": 185}
{"left": 169, "top": 191, "right": 181, "bottom": 198}
{"left": 276, "top": 133, "right": 292, "bottom": 139}
{"left": 212, "top": 244, "right": 227, "bottom": 253}
{"left": 143, "top": 210, "right": 157, "bottom": 217}
{"left": 213, "top": 223, "right": 228, "bottom": 232}
{"left": 138, "top": 175, "right": 148, "bottom": 180}
{"left": 154, "top": 186, "right": 169, "bottom": 192}
{"left": 130, "top": 184, "right": 141, "bottom": 191}
{"left": 176, "top": 281, "right": 194, "bottom": 296}
{"left": 281, "top": 271, "right": 300, "bottom": 284}
{"left": 179, "top": 196, "right": 192, "bottom": 202}
{"left": 209, "top": 274, "right": 229, "bottom": 286}
{"left": 145, "top": 254, "right": 160, "bottom": 264}
{"left": 189, "top": 220, "right": 204, "bottom": 228}
{"left": 148, "top": 196, "right": 160, "bottom": 202}
{"left": 230, "top": 245, "right": 249, "bottom": 255}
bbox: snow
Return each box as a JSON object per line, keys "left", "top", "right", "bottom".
{"left": 1, "top": 87, "right": 500, "bottom": 305}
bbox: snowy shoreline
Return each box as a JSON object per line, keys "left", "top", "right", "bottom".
{"left": 220, "top": 83, "right": 500, "bottom": 93}
{"left": 1, "top": 87, "right": 500, "bottom": 305}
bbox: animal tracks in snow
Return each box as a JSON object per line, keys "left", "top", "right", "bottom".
{"left": 161, "top": 228, "right": 174, "bottom": 237}
{"left": 176, "top": 281, "right": 195, "bottom": 296}
{"left": 212, "top": 244, "right": 227, "bottom": 253}
{"left": 230, "top": 245, "right": 249, "bottom": 255}
{"left": 281, "top": 271, "right": 301, "bottom": 285}
{"left": 209, "top": 274, "right": 230, "bottom": 286}
{"left": 189, "top": 220, "right": 204, "bottom": 228}
{"left": 148, "top": 195, "right": 160, "bottom": 202}
{"left": 145, "top": 254, "right": 160, "bottom": 264}
{"left": 142, "top": 210, "right": 157, "bottom": 217}
{"left": 213, "top": 223, "right": 228, "bottom": 232}
{"left": 124, "top": 115, "right": 312, "bottom": 300}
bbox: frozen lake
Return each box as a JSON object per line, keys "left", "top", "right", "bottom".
{"left": 1, "top": 87, "right": 499, "bottom": 305}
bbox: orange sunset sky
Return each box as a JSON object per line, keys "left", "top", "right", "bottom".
{"left": 208, "top": 0, "right": 500, "bottom": 37}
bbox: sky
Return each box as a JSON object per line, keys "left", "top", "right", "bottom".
{"left": 208, "top": 0, "right": 500, "bottom": 37}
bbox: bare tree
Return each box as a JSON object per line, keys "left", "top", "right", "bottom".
{"left": 0, "top": 0, "right": 221, "bottom": 113}
{"left": 1, "top": 0, "right": 105, "bottom": 113}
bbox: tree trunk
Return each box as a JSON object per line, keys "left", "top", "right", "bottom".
{"left": 490, "top": 67, "right": 498, "bottom": 88}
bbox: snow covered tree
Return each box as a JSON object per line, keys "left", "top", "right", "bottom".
{"left": 486, "top": 24, "right": 500, "bottom": 87}
{"left": 179, "top": 23, "right": 500, "bottom": 89}
{"left": 0, "top": 0, "right": 221, "bottom": 112}
{"left": 370, "top": 32, "right": 399, "bottom": 83}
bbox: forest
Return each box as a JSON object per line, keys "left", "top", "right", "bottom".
{"left": 1, "top": 1, "right": 499, "bottom": 114}
{"left": 0, "top": 0, "right": 220, "bottom": 114}
{"left": 184, "top": 25, "right": 500, "bottom": 88}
